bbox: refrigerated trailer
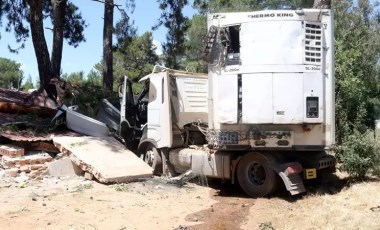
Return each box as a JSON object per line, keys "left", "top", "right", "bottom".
{"left": 107, "top": 9, "right": 336, "bottom": 197}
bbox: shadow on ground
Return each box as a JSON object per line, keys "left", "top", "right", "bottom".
{"left": 176, "top": 173, "right": 379, "bottom": 230}
{"left": 189, "top": 171, "right": 367, "bottom": 201}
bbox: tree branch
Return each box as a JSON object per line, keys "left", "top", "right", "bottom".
{"left": 89, "top": 0, "right": 123, "bottom": 11}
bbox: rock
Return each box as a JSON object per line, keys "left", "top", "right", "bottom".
{"left": 48, "top": 157, "right": 84, "bottom": 177}
{"left": 175, "top": 225, "right": 188, "bottom": 230}
{"left": 84, "top": 172, "right": 94, "bottom": 180}
{"left": 15, "top": 174, "right": 29, "bottom": 184}
{"left": 8, "top": 168, "right": 18, "bottom": 177}
{"left": 154, "top": 185, "right": 164, "bottom": 190}
{"left": 370, "top": 206, "right": 380, "bottom": 212}
{"left": 0, "top": 170, "right": 5, "bottom": 178}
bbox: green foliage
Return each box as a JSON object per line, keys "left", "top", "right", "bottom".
{"left": 20, "top": 75, "right": 34, "bottom": 91}
{"left": 0, "top": 57, "right": 23, "bottom": 89}
{"left": 61, "top": 2, "right": 87, "bottom": 48}
{"left": 86, "top": 69, "right": 102, "bottom": 87}
{"left": 60, "top": 69, "right": 115, "bottom": 117}
{"left": 181, "top": 14, "right": 208, "bottom": 73}
{"left": 73, "top": 183, "right": 93, "bottom": 193}
{"left": 193, "top": 0, "right": 262, "bottom": 13}
{"left": 327, "top": 0, "right": 380, "bottom": 180}
{"left": 193, "top": 0, "right": 314, "bottom": 13}
{"left": 72, "top": 84, "right": 117, "bottom": 118}
{"left": 155, "top": 0, "right": 189, "bottom": 69}
{"left": 114, "top": 10, "right": 137, "bottom": 49}
{"left": 113, "top": 13, "right": 159, "bottom": 93}
{"left": 61, "top": 71, "right": 85, "bottom": 85}
{"left": 1, "top": 0, "right": 86, "bottom": 87}
{"left": 114, "top": 183, "right": 129, "bottom": 192}
{"left": 113, "top": 31, "right": 158, "bottom": 94}
{"left": 60, "top": 69, "right": 101, "bottom": 88}
{"left": 333, "top": 0, "right": 380, "bottom": 142}
{"left": 1, "top": 1, "right": 86, "bottom": 52}
{"left": 336, "top": 131, "right": 380, "bottom": 179}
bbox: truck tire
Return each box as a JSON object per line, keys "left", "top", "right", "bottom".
{"left": 237, "top": 153, "right": 277, "bottom": 197}
{"left": 144, "top": 145, "right": 163, "bottom": 176}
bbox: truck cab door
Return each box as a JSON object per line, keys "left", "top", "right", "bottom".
{"left": 147, "top": 72, "right": 172, "bottom": 148}
{"left": 120, "top": 76, "right": 137, "bottom": 127}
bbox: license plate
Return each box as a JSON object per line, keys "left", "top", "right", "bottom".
{"left": 219, "top": 132, "right": 239, "bottom": 144}
{"left": 305, "top": 168, "right": 317, "bottom": 179}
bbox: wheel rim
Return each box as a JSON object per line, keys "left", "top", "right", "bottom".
{"left": 144, "top": 148, "right": 155, "bottom": 166}
{"left": 248, "top": 162, "right": 266, "bottom": 186}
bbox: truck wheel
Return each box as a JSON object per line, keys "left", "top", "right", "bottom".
{"left": 144, "top": 145, "right": 163, "bottom": 175}
{"left": 237, "top": 153, "right": 277, "bottom": 197}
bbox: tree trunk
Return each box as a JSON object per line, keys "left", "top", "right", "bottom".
{"left": 51, "top": 0, "right": 67, "bottom": 78}
{"left": 102, "top": 0, "right": 114, "bottom": 91}
{"left": 27, "top": 0, "right": 52, "bottom": 87}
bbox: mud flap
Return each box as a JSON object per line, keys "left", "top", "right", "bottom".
{"left": 278, "top": 172, "right": 306, "bottom": 195}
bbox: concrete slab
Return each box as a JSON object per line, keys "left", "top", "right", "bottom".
{"left": 53, "top": 136, "right": 153, "bottom": 183}
{"left": 48, "top": 157, "right": 84, "bottom": 177}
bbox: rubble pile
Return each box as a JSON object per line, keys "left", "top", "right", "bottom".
{"left": 0, "top": 84, "right": 153, "bottom": 185}
{"left": 0, "top": 144, "right": 55, "bottom": 180}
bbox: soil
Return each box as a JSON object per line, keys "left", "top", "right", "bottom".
{"left": 0, "top": 171, "right": 379, "bottom": 230}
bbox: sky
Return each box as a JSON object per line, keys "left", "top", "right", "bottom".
{"left": 0, "top": 0, "right": 196, "bottom": 84}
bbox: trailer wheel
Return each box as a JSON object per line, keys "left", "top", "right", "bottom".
{"left": 237, "top": 153, "right": 277, "bottom": 197}
{"left": 143, "top": 145, "right": 163, "bottom": 175}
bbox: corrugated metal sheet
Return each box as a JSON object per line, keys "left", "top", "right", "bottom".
{"left": 1, "top": 129, "right": 81, "bottom": 142}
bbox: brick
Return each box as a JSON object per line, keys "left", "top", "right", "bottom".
{"left": 1, "top": 157, "right": 19, "bottom": 168}
{"left": 0, "top": 145, "right": 24, "bottom": 157}
{"left": 8, "top": 168, "right": 18, "bottom": 177}
{"left": 19, "top": 159, "right": 31, "bottom": 166}
{"left": 27, "top": 154, "right": 53, "bottom": 165}
{"left": 30, "top": 164, "right": 44, "bottom": 171}
{"left": 19, "top": 165, "right": 30, "bottom": 173}
{"left": 29, "top": 170, "right": 38, "bottom": 177}
{"left": 30, "top": 159, "right": 44, "bottom": 164}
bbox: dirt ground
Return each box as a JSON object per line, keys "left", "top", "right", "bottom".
{"left": 0, "top": 172, "right": 379, "bottom": 230}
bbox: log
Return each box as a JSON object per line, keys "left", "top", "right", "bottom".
{"left": 0, "top": 102, "right": 57, "bottom": 117}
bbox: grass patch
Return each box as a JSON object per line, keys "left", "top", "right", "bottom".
{"left": 114, "top": 183, "right": 129, "bottom": 192}
{"left": 259, "top": 222, "right": 275, "bottom": 230}
{"left": 73, "top": 183, "right": 93, "bottom": 193}
{"left": 70, "top": 142, "right": 86, "bottom": 148}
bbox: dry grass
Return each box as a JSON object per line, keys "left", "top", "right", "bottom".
{"left": 243, "top": 176, "right": 380, "bottom": 230}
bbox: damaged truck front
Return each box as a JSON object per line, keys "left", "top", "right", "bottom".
{"left": 101, "top": 9, "right": 336, "bottom": 197}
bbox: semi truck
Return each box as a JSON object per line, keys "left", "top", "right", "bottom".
{"left": 98, "top": 8, "right": 336, "bottom": 197}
